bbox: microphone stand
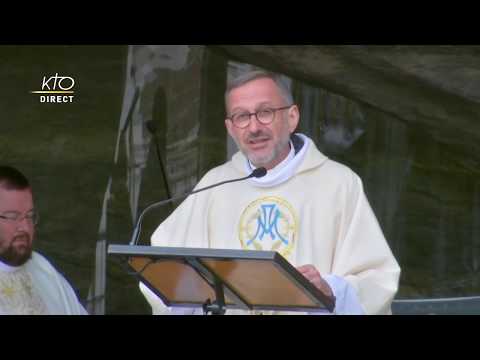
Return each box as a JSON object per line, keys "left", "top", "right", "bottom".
{"left": 146, "top": 120, "right": 172, "bottom": 200}
{"left": 129, "top": 168, "right": 267, "bottom": 246}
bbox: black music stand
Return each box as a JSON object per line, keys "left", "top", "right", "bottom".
{"left": 108, "top": 244, "right": 335, "bottom": 314}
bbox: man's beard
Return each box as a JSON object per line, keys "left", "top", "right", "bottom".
{"left": 235, "top": 129, "right": 291, "bottom": 168}
{"left": 0, "top": 233, "right": 33, "bottom": 266}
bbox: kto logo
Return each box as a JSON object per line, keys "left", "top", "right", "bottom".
{"left": 31, "top": 73, "right": 76, "bottom": 103}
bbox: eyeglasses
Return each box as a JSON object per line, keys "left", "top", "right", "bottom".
{"left": 227, "top": 105, "right": 293, "bottom": 129}
{"left": 0, "top": 211, "right": 39, "bottom": 226}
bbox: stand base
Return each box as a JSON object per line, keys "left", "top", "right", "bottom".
{"left": 202, "top": 299, "right": 226, "bottom": 315}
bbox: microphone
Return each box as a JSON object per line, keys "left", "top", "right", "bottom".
{"left": 129, "top": 167, "right": 267, "bottom": 246}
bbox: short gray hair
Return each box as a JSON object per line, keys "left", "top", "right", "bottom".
{"left": 225, "top": 70, "right": 294, "bottom": 109}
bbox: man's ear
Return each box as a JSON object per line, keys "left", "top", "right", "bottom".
{"left": 225, "top": 119, "right": 234, "bottom": 138}
{"left": 287, "top": 105, "right": 300, "bottom": 133}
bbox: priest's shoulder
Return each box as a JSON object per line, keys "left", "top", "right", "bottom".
{"left": 319, "top": 158, "right": 363, "bottom": 189}
{"left": 196, "top": 160, "right": 242, "bottom": 187}
{"left": 28, "top": 251, "right": 63, "bottom": 277}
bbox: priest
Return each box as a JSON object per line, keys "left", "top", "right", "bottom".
{"left": 140, "top": 70, "right": 401, "bottom": 315}
{"left": 0, "top": 166, "right": 87, "bottom": 315}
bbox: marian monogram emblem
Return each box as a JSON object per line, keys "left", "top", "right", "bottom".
{"left": 239, "top": 197, "right": 298, "bottom": 258}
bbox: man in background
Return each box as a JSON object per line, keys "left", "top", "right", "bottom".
{"left": 0, "top": 166, "right": 87, "bottom": 315}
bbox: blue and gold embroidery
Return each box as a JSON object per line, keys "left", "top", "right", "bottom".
{"left": 239, "top": 196, "right": 298, "bottom": 258}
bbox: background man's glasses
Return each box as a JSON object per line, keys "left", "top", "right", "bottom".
{"left": 0, "top": 211, "right": 39, "bottom": 225}
{"left": 227, "top": 105, "right": 293, "bottom": 129}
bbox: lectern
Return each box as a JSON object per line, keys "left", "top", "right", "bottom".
{"left": 108, "top": 245, "right": 335, "bottom": 314}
